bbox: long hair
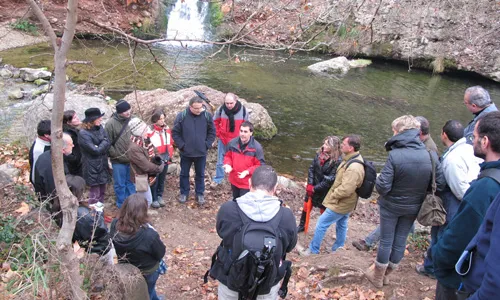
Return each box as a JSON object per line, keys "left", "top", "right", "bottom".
{"left": 63, "top": 110, "right": 76, "bottom": 125}
{"left": 116, "top": 194, "right": 149, "bottom": 235}
{"left": 318, "top": 135, "right": 341, "bottom": 163}
{"left": 81, "top": 119, "right": 100, "bottom": 130}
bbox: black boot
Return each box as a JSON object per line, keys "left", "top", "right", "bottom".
{"left": 297, "top": 210, "right": 306, "bottom": 232}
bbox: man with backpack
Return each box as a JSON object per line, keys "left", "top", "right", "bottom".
{"left": 301, "top": 135, "right": 365, "bottom": 256}
{"left": 172, "top": 95, "right": 216, "bottom": 206}
{"left": 207, "top": 165, "right": 297, "bottom": 300}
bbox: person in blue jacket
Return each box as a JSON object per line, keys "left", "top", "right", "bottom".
{"left": 432, "top": 111, "right": 500, "bottom": 300}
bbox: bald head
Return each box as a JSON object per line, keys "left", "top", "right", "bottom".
{"left": 224, "top": 93, "right": 238, "bottom": 110}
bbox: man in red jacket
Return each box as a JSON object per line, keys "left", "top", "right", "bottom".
{"left": 223, "top": 121, "right": 265, "bottom": 200}
{"left": 213, "top": 93, "right": 248, "bottom": 186}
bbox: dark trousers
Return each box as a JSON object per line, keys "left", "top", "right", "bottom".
{"left": 435, "top": 281, "right": 458, "bottom": 300}
{"left": 151, "top": 164, "right": 168, "bottom": 200}
{"left": 180, "top": 155, "right": 206, "bottom": 196}
{"left": 231, "top": 184, "right": 250, "bottom": 200}
{"left": 143, "top": 267, "right": 160, "bottom": 300}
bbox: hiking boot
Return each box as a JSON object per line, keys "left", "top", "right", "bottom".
{"left": 197, "top": 194, "right": 206, "bottom": 206}
{"left": 365, "top": 261, "right": 388, "bottom": 289}
{"left": 352, "top": 239, "right": 371, "bottom": 251}
{"left": 299, "top": 248, "right": 315, "bottom": 256}
{"left": 151, "top": 201, "right": 161, "bottom": 209}
{"left": 178, "top": 194, "right": 187, "bottom": 204}
{"left": 415, "top": 264, "right": 436, "bottom": 279}
{"left": 157, "top": 196, "right": 166, "bottom": 207}
{"left": 383, "top": 262, "right": 399, "bottom": 285}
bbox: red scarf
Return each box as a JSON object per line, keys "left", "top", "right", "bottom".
{"left": 130, "top": 135, "right": 155, "bottom": 160}
{"left": 318, "top": 151, "right": 331, "bottom": 166}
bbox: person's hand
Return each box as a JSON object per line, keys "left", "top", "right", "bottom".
{"left": 223, "top": 164, "right": 232, "bottom": 173}
{"left": 306, "top": 184, "right": 314, "bottom": 197}
{"left": 238, "top": 170, "right": 249, "bottom": 179}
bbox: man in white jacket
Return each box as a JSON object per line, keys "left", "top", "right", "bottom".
{"left": 416, "top": 119, "right": 482, "bottom": 277}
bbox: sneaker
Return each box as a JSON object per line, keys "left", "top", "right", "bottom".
{"left": 197, "top": 194, "right": 206, "bottom": 206}
{"left": 299, "top": 248, "right": 315, "bottom": 256}
{"left": 157, "top": 196, "right": 166, "bottom": 207}
{"left": 178, "top": 194, "right": 187, "bottom": 204}
{"left": 352, "top": 239, "right": 371, "bottom": 251}
{"left": 415, "top": 264, "right": 436, "bottom": 279}
{"left": 151, "top": 201, "right": 161, "bottom": 209}
{"left": 330, "top": 246, "right": 345, "bottom": 253}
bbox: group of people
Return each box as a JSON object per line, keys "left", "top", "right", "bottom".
{"left": 27, "top": 85, "right": 500, "bottom": 299}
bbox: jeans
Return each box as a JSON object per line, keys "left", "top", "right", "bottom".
{"left": 88, "top": 184, "right": 106, "bottom": 204}
{"left": 309, "top": 208, "right": 349, "bottom": 254}
{"left": 423, "top": 225, "right": 441, "bottom": 273}
{"left": 137, "top": 185, "right": 152, "bottom": 207}
{"left": 151, "top": 164, "right": 168, "bottom": 201}
{"left": 365, "top": 223, "right": 416, "bottom": 247}
{"left": 231, "top": 184, "right": 249, "bottom": 200}
{"left": 180, "top": 155, "right": 206, "bottom": 196}
{"left": 214, "top": 140, "right": 226, "bottom": 184}
{"left": 143, "top": 267, "right": 161, "bottom": 300}
{"left": 377, "top": 205, "right": 417, "bottom": 264}
{"left": 112, "top": 163, "right": 136, "bottom": 208}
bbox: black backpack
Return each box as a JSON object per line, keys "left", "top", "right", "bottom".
{"left": 345, "top": 155, "right": 377, "bottom": 199}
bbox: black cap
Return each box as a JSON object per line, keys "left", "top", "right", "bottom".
{"left": 83, "top": 108, "right": 105, "bottom": 123}
{"left": 116, "top": 100, "right": 131, "bottom": 114}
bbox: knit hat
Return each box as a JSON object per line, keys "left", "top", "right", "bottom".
{"left": 116, "top": 100, "right": 131, "bottom": 114}
{"left": 129, "top": 117, "right": 148, "bottom": 137}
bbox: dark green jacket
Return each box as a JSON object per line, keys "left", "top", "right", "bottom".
{"left": 105, "top": 113, "right": 131, "bottom": 164}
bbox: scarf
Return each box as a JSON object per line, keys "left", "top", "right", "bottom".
{"left": 130, "top": 135, "right": 155, "bottom": 160}
{"left": 318, "top": 150, "right": 331, "bottom": 167}
{"left": 223, "top": 100, "right": 242, "bottom": 133}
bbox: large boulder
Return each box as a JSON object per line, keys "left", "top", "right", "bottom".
{"left": 308, "top": 56, "right": 351, "bottom": 75}
{"left": 19, "top": 68, "right": 52, "bottom": 82}
{"left": 123, "top": 85, "right": 277, "bottom": 140}
{"left": 22, "top": 91, "right": 113, "bottom": 146}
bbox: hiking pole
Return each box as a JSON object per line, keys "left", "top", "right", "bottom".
{"left": 304, "top": 195, "right": 313, "bottom": 234}
{"left": 194, "top": 90, "right": 216, "bottom": 111}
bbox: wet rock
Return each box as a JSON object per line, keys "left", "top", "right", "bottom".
{"left": 0, "top": 68, "right": 12, "bottom": 78}
{"left": 19, "top": 68, "right": 52, "bottom": 82}
{"left": 307, "top": 56, "right": 351, "bottom": 75}
{"left": 8, "top": 89, "right": 23, "bottom": 100}
{"left": 348, "top": 59, "right": 372, "bottom": 68}
{"left": 34, "top": 78, "right": 48, "bottom": 86}
{"left": 32, "top": 85, "right": 49, "bottom": 96}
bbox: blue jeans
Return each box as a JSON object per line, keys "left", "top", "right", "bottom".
{"left": 309, "top": 208, "right": 349, "bottom": 254}
{"left": 377, "top": 206, "right": 417, "bottom": 264}
{"left": 214, "top": 140, "right": 226, "bottom": 184}
{"left": 151, "top": 164, "right": 168, "bottom": 201}
{"left": 423, "top": 225, "right": 440, "bottom": 273}
{"left": 365, "top": 223, "right": 415, "bottom": 247}
{"left": 180, "top": 155, "right": 206, "bottom": 196}
{"left": 143, "top": 267, "right": 161, "bottom": 300}
{"left": 112, "top": 163, "right": 136, "bottom": 208}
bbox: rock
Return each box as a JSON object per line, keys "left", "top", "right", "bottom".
{"left": 23, "top": 91, "right": 113, "bottom": 146}
{"left": 307, "top": 56, "right": 351, "bottom": 75}
{"left": 277, "top": 175, "right": 299, "bottom": 190}
{"left": 0, "top": 68, "right": 13, "bottom": 78}
{"left": 11, "top": 69, "right": 20, "bottom": 79}
{"left": 0, "top": 164, "right": 19, "bottom": 181}
{"left": 8, "top": 89, "right": 23, "bottom": 100}
{"left": 49, "top": 17, "right": 58, "bottom": 24}
{"left": 348, "top": 59, "right": 372, "bottom": 68}
{"left": 34, "top": 78, "right": 48, "bottom": 86}
{"left": 19, "top": 68, "right": 52, "bottom": 82}
{"left": 32, "top": 85, "right": 49, "bottom": 96}
{"left": 0, "top": 170, "right": 13, "bottom": 188}
{"left": 167, "top": 163, "right": 178, "bottom": 175}
{"left": 141, "top": 11, "right": 151, "bottom": 18}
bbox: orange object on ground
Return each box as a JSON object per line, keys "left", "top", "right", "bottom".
{"left": 304, "top": 196, "right": 313, "bottom": 234}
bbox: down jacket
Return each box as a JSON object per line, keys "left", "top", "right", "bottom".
{"left": 307, "top": 154, "right": 341, "bottom": 207}
{"left": 223, "top": 136, "right": 265, "bottom": 189}
{"left": 376, "top": 128, "right": 445, "bottom": 216}
{"left": 78, "top": 125, "right": 111, "bottom": 186}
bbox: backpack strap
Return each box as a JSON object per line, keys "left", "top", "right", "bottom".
{"left": 478, "top": 168, "right": 500, "bottom": 185}
{"left": 111, "top": 117, "right": 131, "bottom": 147}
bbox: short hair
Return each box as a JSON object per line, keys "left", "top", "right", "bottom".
{"left": 476, "top": 111, "right": 500, "bottom": 153}
{"left": 150, "top": 109, "right": 164, "bottom": 124}
{"left": 465, "top": 86, "right": 491, "bottom": 108}
{"left": 225, "top": 93, "right": 237, "bottom": 102}
{"left": 62, "top": 133, "right": 72, "bottom": 148}
{"left": 189, "top": 96, "right": 204, "bottom": 106}
{"left": 251, "top": 165, "right": 277, "bottom": 192}
{"left": 392, "top": 115, "right": 420, "bottom": 134}
{"left": 240, "top": 121, "right": 254, "bottom": 132}
{"left": 63, "top": 110, "right": 76, "bottom": 125}
{"left": 116, "top": 194, "right": 150, "bottom": 235}
{"left": 415, "top": 116, "right": 430, "bottom": 135}
{"left": 442, "top": 120, "right": 464, "bottom": 143}
{"left": 37, "top": 120, "right": 51, "bottom": 136}
{"left": 342, "top": 135, "right": 361, "bottom": 151}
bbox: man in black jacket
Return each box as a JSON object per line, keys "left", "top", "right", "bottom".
{"left": 172, "top": 95, "right": 216, "bottom": 206}
{"left": 209, "top": 165, "right": 297, "bottom": 299}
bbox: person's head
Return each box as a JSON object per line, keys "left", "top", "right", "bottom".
{"left": 116, "top": 194, "right": 149, "bottom": 235}
{"left": 63, "top": 110, "right": 81, "bottom": 127}
{"left": 473, "top": 111, "right": 500, "bottom": 160}
{"left": 188, "top": 96, "right": 204, "bottom": 116}
{"left": 464, "top": 86, "right": 491, "bottom": 114}
{"left": 341, "top": 135, "right": 361, "bottom": 155}
{"left": 151, "top": 109, "right": 165, "bottom": 127}
{"left": 224, "top": 93, "right": 238, "bottom": 110}
{"left": 116, "top": 100, "right": 132, "bottom": 118}
{"left": 391, "top": 115, "right": 420, "bottom": 135}
{"left": 249, "top": 165, "right": 278, "bottom": 195}
{"left": 441, "top": 120, "right": 464, "bottom": 146}
{"left": 320, "top": 135, "right": 341, "bottom": 161}
{"left": 239, "top": 121, "right": 254, "bottom": 144}
{"left": 37, "top": 120, "right": 51, "bottom": 139}
{"left": 62, "top": 133, "right": 74, "bottom": 156}
{"left": 129, "top": 117, "right": 149, "bottom": 138}
{"left": 415, "top": 116, "right": 431, "bottom": 141}
{"left": 82, "top": 108, "right": 105, "bottom": 129}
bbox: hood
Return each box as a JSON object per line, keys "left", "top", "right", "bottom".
{"left": 385, "top": 128, "right": 424, "bottom": 151}
{"left": 112, "top": 225, "right": 147, "bottom": 249}
{"left": 236, "top": 191, "right": 281, "bottom": 222}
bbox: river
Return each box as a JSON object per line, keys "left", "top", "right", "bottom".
{"left": 1, "top": 41, "right": 499, "bottom": 177}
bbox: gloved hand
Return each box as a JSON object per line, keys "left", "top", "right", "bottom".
{"left": 152, "top": 156, "right": 163, "bottom": 165}
{"left": 306, "top": 184, "right": 314, "bottom": 197}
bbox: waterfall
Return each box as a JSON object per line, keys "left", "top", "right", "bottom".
{"left": 163, "top": 0, "right": 210, "bottom": 47}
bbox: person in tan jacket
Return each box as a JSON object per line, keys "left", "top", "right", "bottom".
{"left": 301, "top": 135, "right": 365, "bottom": 255}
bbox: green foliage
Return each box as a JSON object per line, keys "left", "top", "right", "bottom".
{"left": 336, "top": 24, "right": 360, "bottom": 39}
{"left": 407, "top": 233, "right": 430, "bottom": 252}
{"left": 0, "top": 216, "right": 20, "bottom": 245}
{"left": 209, "top": 2, "right": 224, "bottom": 28}
{"left": 10, "top": 19, "right": 38, "bottom": 35}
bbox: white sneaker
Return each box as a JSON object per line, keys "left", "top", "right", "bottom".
{"left": 299, "top": 248, "right": 314, "bottom": 256}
